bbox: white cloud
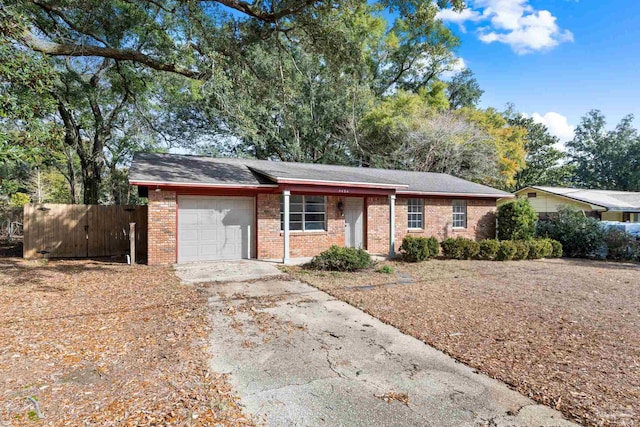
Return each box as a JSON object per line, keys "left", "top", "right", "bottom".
{"left": 529, "top": 112, "right": 575, "bottom": 142}
{"left": 437, "top": 0, "right": 573, "bottom": 54}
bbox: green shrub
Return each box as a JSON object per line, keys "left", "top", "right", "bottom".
{"left": 513, "top": 241, "right": 530, "bottom": 260}
{"left": 549, "top": 239, "right": 563, "bottom": 258}
{"left": 496, "top": 240, "right": 517, "bottom": 261}
{"left": 536, "top": 208, "right": 604, "bottom": 257}
{"left": 527, "top": 240, "right": 547, "bottom": 259}
{"left": 441, "top": 238, "right": 463, "bottom": 259}
{"left": 463, "top": 239, "right": 480, "bottom": 259}
{"left": 540, "top": 239, "right": 554, "bottom": 258}
{"left": 309, "top": 245, "right": 372, "bottom": 271}
{"left": 477, "top": 239, "right": 500, "bottom": 260}
{"left": 399, "top": 236, "right": 439, "bottom": 262}
{"left": 497, "top": 198, "right": 537, "bottom": 240}
{"left": 441, "top": 237, "right": 479, "bottom": 260}
{"left": 603, "top": 229, "right": 638, "bottom": 260}
{"left": 376, "top": 265, "right": 395, "bottom": 274}
{"left": 426, "top": 237, "right": 440, "bottom": 258}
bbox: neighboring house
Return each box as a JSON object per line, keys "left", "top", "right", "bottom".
{"left": 129, "top": 153, "right": 512, "bottom": 265}
{"left": 507, "top": 186, "right": 640, "bottom": 222}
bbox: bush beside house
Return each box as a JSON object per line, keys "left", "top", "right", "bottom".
{"left": 536, "top": 207, "right": 604, "bottom": 258}
{"left": 309, "top": 245, "right": 372, "bottom": 271}
{"left": 399, "top": 236, "right": 439, "bottom": 262}
{"left": 497, "top": 199, "right": 537, "bottom": 240}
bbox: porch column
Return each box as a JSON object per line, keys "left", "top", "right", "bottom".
{"left": 283, "top": 190, "right": 290, "bottom": 264}
{"left": 389, "top": 194, "right": 396, "bottom": 258}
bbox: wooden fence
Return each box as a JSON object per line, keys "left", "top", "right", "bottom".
{"left": 23, "top": 204, "right": 147, "bottom": 261}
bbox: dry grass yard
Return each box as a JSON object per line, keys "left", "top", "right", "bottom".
{"left": 0, "top": 258, "right": 255, "bottom": 426}
{"left": 287, "top": 258, "right": 640, "bottom": 427}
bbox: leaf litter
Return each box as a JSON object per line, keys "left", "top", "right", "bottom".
{"left": 0, "top": 257, "right": 256, "bottom": 426}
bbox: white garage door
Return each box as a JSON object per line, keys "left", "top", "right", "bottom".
{"left": 178, "top": 196, "right": 254, "bottom": 263}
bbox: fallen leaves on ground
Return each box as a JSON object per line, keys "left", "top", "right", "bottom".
{"left": 375, "top": 391, "right": 409, "bottom": 406}
{"left": 289, "top": 258, "right": 640, "bottom": 427}
{"left": 0, "top": 257, "right": 255, "bottom": 426}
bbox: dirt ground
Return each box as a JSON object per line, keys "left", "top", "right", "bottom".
{"left": 0, "top": 257, "right": 255, "bottom": 426}
{"left": 287, "top": 258, "right": 640, "bottom": 427}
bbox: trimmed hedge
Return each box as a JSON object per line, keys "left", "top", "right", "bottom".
{"left": 309, "top": 245, "right": 372, "bottom": 271}
{"left": 478, "top": 239, "right": 500, "bottom": 260}
{"left": 399, "top": 236, "right": 439, "bottom": 262}
{"left": 496, "top": 240, "right": 517, "bottom": 261}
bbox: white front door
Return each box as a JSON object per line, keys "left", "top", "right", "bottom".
{"left": 178, "top": 196, "right": 254, "bottom": 263}
{"left": 344, "top": 197, "right": 364, "bottom": 249}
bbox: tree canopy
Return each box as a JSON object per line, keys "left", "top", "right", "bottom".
{"left": 2, "top": 0, "right": 639, "bottom": 206}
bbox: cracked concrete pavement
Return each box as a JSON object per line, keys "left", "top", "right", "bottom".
{"left": 204, "top": 276, "right": 578, "bottom": 427}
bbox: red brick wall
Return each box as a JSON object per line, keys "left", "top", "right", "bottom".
{"left": 395, "top": 196, "right": 496, "bottom": 243}
{"left": 147, "top": 190, "right": 496, "bottom": 264}
{"left": 366, "top": 196, "right": 390, "bottom": 254}
{"left": 148, "top": 190, "right": 177, "bottom": 265}
{"left": 257, "top": 193, "right": 345, "bottom": 259}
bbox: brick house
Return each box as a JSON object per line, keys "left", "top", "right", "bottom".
{"left": 129, "top": 153, "right": 512, "bottom": 265}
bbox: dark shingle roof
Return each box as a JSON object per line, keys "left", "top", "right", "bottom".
{"left": 130, "top": 152, "right": 511, "bottom": 197}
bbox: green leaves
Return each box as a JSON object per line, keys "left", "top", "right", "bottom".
{"left": 567, "top": 110, "right": 640, "bottom": 191}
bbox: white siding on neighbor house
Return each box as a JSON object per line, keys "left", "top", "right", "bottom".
{"left": 601, "top": 211, "right": 624, "bottom": 222}
{"left": 516, "top": 190, "right": 601, "bottom": 214}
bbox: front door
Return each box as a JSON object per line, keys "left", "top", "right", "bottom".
{"left": 344, "top": 197, "right": 364, "bottom": 249}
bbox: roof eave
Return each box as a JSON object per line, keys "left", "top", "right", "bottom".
{"left": 128, "top": 179, "right": 278, "bottom": 189}
{"left": 398, "top": 190, "right": 512, "bottom": 198}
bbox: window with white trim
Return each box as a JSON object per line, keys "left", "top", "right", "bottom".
{"left": 452, "top": 200, "right": 467, "bottom": 228}
{"left": 280, "top": 195, "right": 326, "bottom": 231}
{"left": 407, "top": 198, "right": 424, "bottom": 229}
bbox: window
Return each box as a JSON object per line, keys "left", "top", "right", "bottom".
{"left": 632, "top": 213, "right": 640, "bottom": 223}
{"left": 527, "top": 192, "right": 537, "bottom": 198}
{"left": 452, "top": 200, "right": 467, "bottom": 228}
{"left": 280, "top": 195, "right": 326, "bottom": 231}
{"left": 407, "top": 198, "right": 424, "bottom": 229}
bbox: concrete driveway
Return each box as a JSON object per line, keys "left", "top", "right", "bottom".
{"left": 188, "top": 263, "right": 577, "bottom": 427}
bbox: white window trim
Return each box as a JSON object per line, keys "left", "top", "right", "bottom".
{"left": 407, "top": 198, "right": 424, "bottom": 230}
{"left": 280, "top": 195, "right": 327, "bottom": 232}
{"left": 452, "top": 200, "right": 467, "bottom": 229}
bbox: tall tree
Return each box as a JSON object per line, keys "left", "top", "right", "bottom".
{"left": 566, "top": 110, "right": 640, "bottom": 191}
{"left": 509, "top": 114, "right": 571, "bottom": 190}
{"left": 2, "top": 0, "right": 466, "bottom": 203}
{"left": 446, "top": 69, "right": 483, "bottom": 110}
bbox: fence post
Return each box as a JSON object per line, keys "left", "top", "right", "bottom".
{"left": 129, "top": 222, "right": 136, "bottom": 265}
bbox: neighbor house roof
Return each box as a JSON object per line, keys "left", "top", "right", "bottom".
{"left": 129, "top": 152, "right": 512, "bottom": 197}
{"left": 520, "top": 186, "right": 640, "bottom": 212}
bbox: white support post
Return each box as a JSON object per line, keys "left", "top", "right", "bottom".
{"left": 389, "top": 194, "right": 396, "bottom": 258}
{"left": 283, "top": 190, "right": 290, "bottom": 264}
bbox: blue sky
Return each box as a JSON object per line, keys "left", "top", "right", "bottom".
{"left": 437, "top": 0, "right": 640, "bottom": 142}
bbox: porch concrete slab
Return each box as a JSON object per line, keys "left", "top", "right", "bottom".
{"left": 173, "top": 260, "right": 284, "bottom": 284}
{"left": 206, "top": 279, "right": 578, "bottom": 427}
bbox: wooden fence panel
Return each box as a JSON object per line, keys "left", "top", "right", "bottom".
{"left": 23, "top": 204, "right": 148, "bottom": 261}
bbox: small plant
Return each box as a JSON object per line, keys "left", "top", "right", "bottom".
{"left": 441, "top": 238, "right": 464, "bottom": 259}
{"left": 513, "top": 241, "right": 530, "bottom": 260}
{"left": 441, "top": 237, "right": 478, "bottom": 260}
{"left": 527, "top": 240, "right": 546, "bottom": 259}
{"left": 496, "top": 240, "right": 517, "bottom": 261}
{"left": 462, "top": 239, "right": 480, "bottom": 259}
{"left": 399, "top": 236, "right": 439, "bottom": 262}
{"left": 549, "top": 239, "right": 563, "bottom": 258}
{"left": 604, "top": 229, "right": 638, "bottom": 260}
{"left": 309, "top": 245, "right": 372, "bottom": 271}
{"left": 477, "top": 239, "right": 500, "bottom": 260}
{"left": 376, "top": 265, "right": 395, "bottom": 274}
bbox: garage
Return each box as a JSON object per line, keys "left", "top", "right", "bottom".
{"left": 178, "top": 196, "right": 254, "bottom": 263}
